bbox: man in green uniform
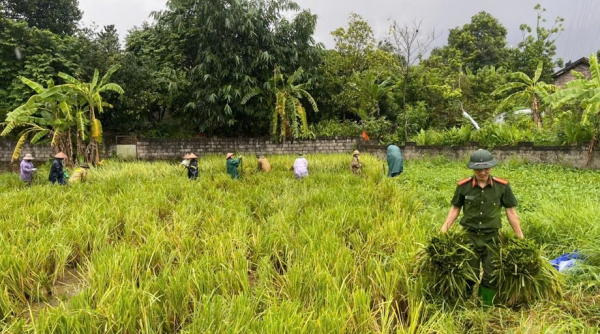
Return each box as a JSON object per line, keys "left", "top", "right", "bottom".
{"left": 226, "top": 153, "right": 242, "bottom": 179}
{"left": 440, "top": 149, "right": 524, "bottom": 306}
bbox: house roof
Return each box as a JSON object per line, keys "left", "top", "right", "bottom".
{"left": 552, "top": 57, "right": 590, "bottom": 78}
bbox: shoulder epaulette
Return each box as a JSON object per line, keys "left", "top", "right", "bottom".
{"left": 457, "top": 177, "right": 472, "bottom": 186}
{"left": 492, "top": 176, "right": 509, "bottom": 185}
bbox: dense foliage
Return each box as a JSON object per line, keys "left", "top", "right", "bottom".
{"left": 0, "top": 156, "right": 599, "bottom": 331}
{"left": 0, "top": 0, "right": 597, "bottom": 147}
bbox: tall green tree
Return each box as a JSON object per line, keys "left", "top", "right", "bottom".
{"left": 434, "top": 12, "right": 508, "bottom": 72}
{"left": 108, "top": 23, "right": 184, "bottom": 133}
{"left": 78, "top": 25, "right": 122, "bottom": 80}
{"left": 387, "top": 19, "right": 437, "bottom": 140}
{"left": 0, "top": 0, "right": 82, "bottom": 36}
{"left": 493, "top": 61, "right": 556, "bottom": 128}
{"left": 153, "top": 0, "right": 322, "bottom": 136}
{"left": 507, "top": 4, "right": 564, "bottom": 81}
{"left": 0, "top": 18, "right": 80, "bottom": 119}
{"left": 318, "top": 14, "right": 399, "bottom": 121}
{"left": 547, "top": 54, "right": 600, "bottom": 165}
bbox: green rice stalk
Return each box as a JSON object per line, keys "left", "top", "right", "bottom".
{"left": 415, "top": 231, "right": 477, "bottom": 302}
{"left": 491, "top": 235, "right": 563, "bottom": 307}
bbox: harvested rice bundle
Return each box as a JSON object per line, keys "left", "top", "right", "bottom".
{"left": 492, "top": 235, "right": 563, "bottom": 307}
{"left": 415, "top": 231, "right": 477, "bottom": 301}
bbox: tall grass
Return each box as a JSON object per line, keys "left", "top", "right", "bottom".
{"left": 0, "top": 155, "right": 599, "bottom": 332}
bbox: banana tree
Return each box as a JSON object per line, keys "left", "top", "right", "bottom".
{"left": 351, "top": 71, "right": 395, "bottom": 118}
{"left": 242, "top": 66, "right": 318, "bottom": 142}
{"left": 1, "top": 77, "right": 78, "bottom": 165}
{"left": 273, "top": 67, "right": 319, "bottom": 141}
{"left": 546, "top": 54, "right": 600, "bottom": 165}
{"left": 54, "top": 65, "right": 123, "bottom": 165}
{"left": 493, "top": 61, "right": 557, "bottom": 128}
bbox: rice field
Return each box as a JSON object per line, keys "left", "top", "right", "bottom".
{"left": 1, "top": 154, "right": 599, "bottom": 333}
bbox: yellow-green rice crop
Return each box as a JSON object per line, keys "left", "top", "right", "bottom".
{"left": 0, "top": 154, "right": 599, "bottom": 332}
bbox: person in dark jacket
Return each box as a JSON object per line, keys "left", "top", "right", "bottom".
{"left": 226, "top": 153, "right": 242, "bottom": 179}
{"left": 49, "top": 152, "right": 67, "bottom": 185}
{"left": 386, "top": 145, "right": 403, "bottom": 177}
{"left": 186, "top": 153, "right": 199, "bottom": 180}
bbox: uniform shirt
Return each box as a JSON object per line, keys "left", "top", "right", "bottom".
{"left": 451, "top": 176, "right": 518, "bottom": 233}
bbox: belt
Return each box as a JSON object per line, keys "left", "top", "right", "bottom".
{"left": 466, "top": 228, "right": 498, "bottom": 236}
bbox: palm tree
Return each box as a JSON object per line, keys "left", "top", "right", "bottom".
{"left": 546, "top": 54, "right": 600, "bottom": 165}
{"left": 493, "top": 61, "right": 557, "bottom": 128}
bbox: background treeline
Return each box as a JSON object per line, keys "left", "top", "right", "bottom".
{"left": 1, "top": 0, "right": 599, "bottom": 144}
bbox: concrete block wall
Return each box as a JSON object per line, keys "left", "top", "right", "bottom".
{"left": 358, "top": 141, "right": 600, "bottom": 169}
{"left": 0, "top": 140, "right": 55, "bottom": 163}
{"left": 3, "top": 137, "right": 600, "bottom": 170}
{"left": 135, "top": 137, "right": 357, "bottom": 160}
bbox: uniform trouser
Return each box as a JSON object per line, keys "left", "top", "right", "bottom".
{"left": 466, "top": 230, "right": 500, "bottom": 291}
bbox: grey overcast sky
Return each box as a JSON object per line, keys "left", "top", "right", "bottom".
{"left": 79, "top": 0, "right": 600, "bottom": 64}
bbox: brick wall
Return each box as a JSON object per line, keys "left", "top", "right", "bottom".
{"left": 554, "top": 64, "right": 592, "bottom": 87}
{"left": 2, "top": 137, "right": 600, "bottom": 171}
{"left": 0, "top": 140, "right": 55, "bottom": 173}
{"left": 359, "top": 141, "right": 600, "bottom": 169}
{"left": 136, "top": 137, "right": 356, "bottom": 160}
{"left": 0, "top": 137, "right": 357, "bottom": 170}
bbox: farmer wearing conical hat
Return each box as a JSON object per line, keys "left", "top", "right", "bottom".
{"left": 19, "top": 153, "right": 37, "bottom": 186}
{"left": 226, "top": 153, "right": 242, "bottom": 179}
{"left": 186, "top": 153, "right": 199, "bottom": 180}
{"left": 49, "top": 152, "right": 68, "bottom": 185}
{"left": 351, "top": 150, "right": 362, "bottom": 175}
{"left": 256, "top": 154, "right": 271, "bottom": 172}
{"left": 69, "top": 163, "right": 90, "bottom": 184}
{"left": 441, "top": 149, "right": 523, "bottom": 306}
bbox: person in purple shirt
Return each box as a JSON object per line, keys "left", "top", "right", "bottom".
{"left": 19, "top": 153, "right": 37, "bottom": 186}
{"left": 293, "top": 153, "right": 308, "bottom": 179}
